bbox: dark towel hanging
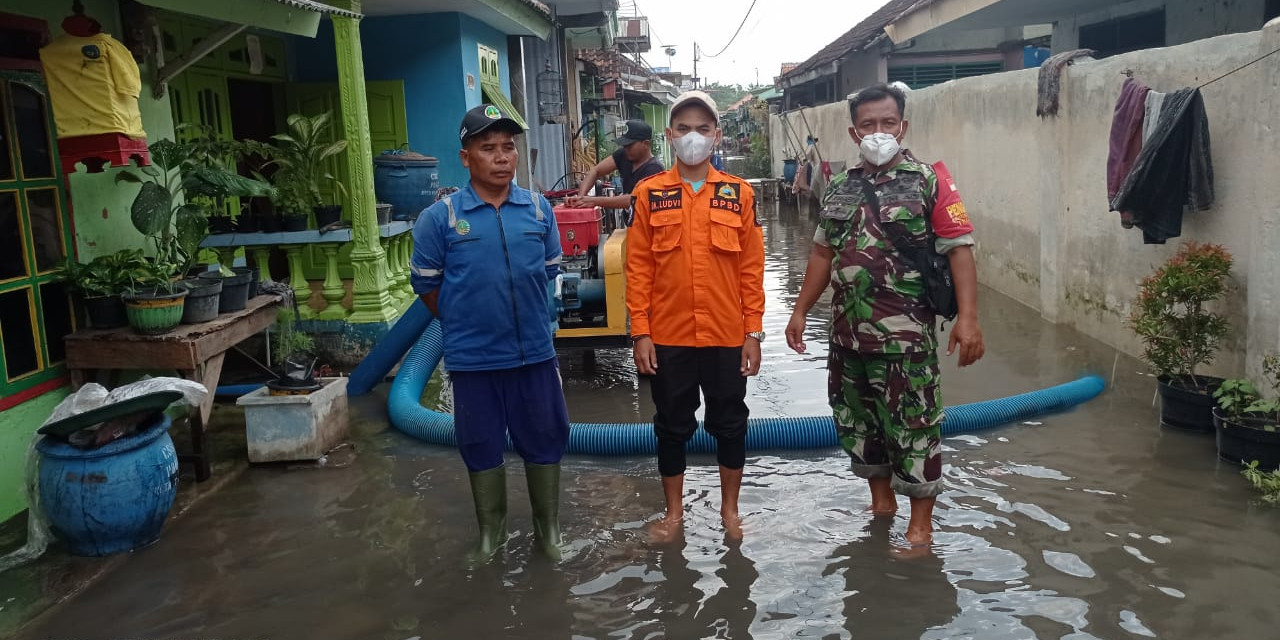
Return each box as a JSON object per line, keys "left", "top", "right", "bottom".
{"left": 1111, "top": 87, "right": 1213, "bottom": 244}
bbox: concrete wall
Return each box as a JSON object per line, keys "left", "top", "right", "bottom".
{"left": 769, "top": 25, "right": 1280, "bottom": 386}
{"left": 295, "top": 12, "right": 513, "bottom": 189}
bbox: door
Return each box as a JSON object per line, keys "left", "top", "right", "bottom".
{"left": 0, "top": 71, "right": 75, "bottom": 404}
{"left": 288, "top": 81, "right": 408, "bottom": 278}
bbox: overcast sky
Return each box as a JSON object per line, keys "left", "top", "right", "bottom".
{"left": 618, "top": 0, "right": 885, "bottom": 87}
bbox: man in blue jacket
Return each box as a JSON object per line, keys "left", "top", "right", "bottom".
{"left": 410, "top": 104, "right": 569, "bottom": 561}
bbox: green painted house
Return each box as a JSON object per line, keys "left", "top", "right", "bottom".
{"left": 0, "top": 0, "right": 555, "bottom": 527}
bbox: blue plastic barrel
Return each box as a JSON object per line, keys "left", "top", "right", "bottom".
{"left": 36, "top": 414, "right": 179, "bottom": 556}
{"left": 373, "top": 149, "right": 440, "bottom": 221}
{"left": 783, "top": 159, "right": 798, "bottom": 184}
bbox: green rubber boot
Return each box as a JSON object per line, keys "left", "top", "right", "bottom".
{"left": 467, "top": 466, "right": 508, "bottom": 562}
{"left": 525, "top": 463, "right": 564, "bottom": 560}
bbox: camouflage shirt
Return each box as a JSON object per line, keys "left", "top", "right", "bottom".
{"left": 814, "top": 157, "right": 943, "bottom": 354}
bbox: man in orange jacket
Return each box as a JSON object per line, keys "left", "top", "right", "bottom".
{"left": 626, "top": 91, "right": 766, "bottom": 542}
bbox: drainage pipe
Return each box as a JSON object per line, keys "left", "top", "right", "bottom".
{"left": 388, "top": 321, "right": 1107, "bottom": 455}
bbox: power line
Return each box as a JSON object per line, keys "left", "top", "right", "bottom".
{"left": 700, "top": 0, "right": 760, "bottom": 59}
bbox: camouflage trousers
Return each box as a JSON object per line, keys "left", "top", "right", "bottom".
{"left": 827, "top": 346, "right": 944, "bottom": 498}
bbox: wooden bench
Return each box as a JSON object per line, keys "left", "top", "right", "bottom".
{"left": 64, "top": 295, "right": 281, "bottom": 481}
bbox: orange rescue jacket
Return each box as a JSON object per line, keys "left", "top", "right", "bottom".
{"left": 626, "top": 166, "right": 765, "bottom": 347}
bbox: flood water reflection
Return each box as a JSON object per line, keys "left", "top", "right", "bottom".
{"left": 13, "top": 200, "right": 1280, "bottom": 640}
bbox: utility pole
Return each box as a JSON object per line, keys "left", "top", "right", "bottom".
{"left": 693, "top": 41, "right": 699, "bottom": 89}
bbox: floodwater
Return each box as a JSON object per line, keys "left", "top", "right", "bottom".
{"left": 14, "top": 201, "right": 1280, "bottom": 640}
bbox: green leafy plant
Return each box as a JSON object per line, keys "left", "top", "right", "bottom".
{"left": 1243, "top": 460, "right": 1280, "bottom": 503}
{"left": 264, "top": 112, "right": 349, "bottom": 215}
{"left": 1213, "top": 355, "right": 1280, "bottom": 424}
{"left": 55, "top": 249, "right": 153, "bottom": 297}
{"left": 271, "top": 316, "right": 315, "bottom": 366}
{"left": 1215, "top": 378, "right": 1262, "bottom": 417}
{"left": 1128, "top": 242, "right": 1233, "bottom": 384}
{"left": 115, "top": 137, "right": 275, "bottom": 277}
{"left": 1246, "top": 355, "right": 1280, "bottom": 423}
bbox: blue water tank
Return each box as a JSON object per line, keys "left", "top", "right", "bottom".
{"left": 374, "top": 149, "right": 439, "bottom": 221}
{"left": 36, "top": 414, "right": 178, "bottom": 556}
{"left": 1024, "top": 46, "right": 1051, "bottom": 69}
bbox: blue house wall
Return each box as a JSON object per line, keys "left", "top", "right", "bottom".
{"left": 293, "top": 13, "right": 512, "bottom": 189}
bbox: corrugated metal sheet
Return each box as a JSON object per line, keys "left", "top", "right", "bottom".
{"left": 521, "top": 32, "right": 572, "bottom": 191}
{"left": 271, "top": 0, "right": 362, "bottom": 19}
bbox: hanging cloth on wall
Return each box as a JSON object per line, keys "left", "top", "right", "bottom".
{"left": 1141, "top": 90, "right": 1166, "bottom": 144}
{"left": 1111, "top": 87, "right": 1213, "bottom": 244}
{"left": 38, "top": 30, "right": 146, "bottom": 139}
{"left": 1106, "top": 78, "right": 1149, "bottom": 206}
{"left": 1036, "top": 49, "right": 1095, "bottom": 117}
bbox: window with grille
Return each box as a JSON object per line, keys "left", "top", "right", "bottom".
{"left": 1079, "top": 10, "right": 1166, "bottom": 59}
{"left": 0, "top": 70, "right": 75, "bottom": 408}
{"left": 887, "top": 61, "right": 1005, "bottom": 89}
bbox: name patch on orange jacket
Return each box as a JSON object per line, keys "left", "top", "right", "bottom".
{"left": 649, "top": 188, "right": 682, "bottom": 212}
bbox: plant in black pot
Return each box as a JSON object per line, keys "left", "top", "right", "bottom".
{"left": 264, "top": 112, "right": 349, "bottom": 231}
{"left": 1213, "top": 354, "right": 1280, "bottom": 468}
{"left": 55, "top": 250, "right": 150, "bottom": 329}
{"left": 118, "top": 136, "right": 275, "bottom": 318}
{"left": 268, "top": 316, "right": 320, "bottom": 395}
{"left": 1128, "top": 242, "right": 1234, "bottom": 432}
{"left": 116, "top": 138, "right": 276, "bottom": 274}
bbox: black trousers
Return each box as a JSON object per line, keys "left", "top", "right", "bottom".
{"left": 650, "top": 345, "right": 749, "bottom": 477}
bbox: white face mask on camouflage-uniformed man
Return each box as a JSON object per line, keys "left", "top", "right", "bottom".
{"left": 858, "top": 132, "right": 901, "bottom": 166}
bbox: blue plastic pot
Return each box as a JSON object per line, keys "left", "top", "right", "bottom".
{"left": 36, "top": 414, "right": 180, "bottom": 557}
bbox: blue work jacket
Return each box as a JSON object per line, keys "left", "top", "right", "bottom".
{"left": 410, "top": 183, "right": 562, "bottom": 371}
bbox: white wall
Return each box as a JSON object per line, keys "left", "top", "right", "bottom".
{"left": 770, "top": 24, "right": 1280, "bottom": 384}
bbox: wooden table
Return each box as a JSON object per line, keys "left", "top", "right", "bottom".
{"left": 64, "top": 295, "right": 281, "bottom": 481}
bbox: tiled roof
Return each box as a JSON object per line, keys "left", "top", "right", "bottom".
{"left": 781, "top": 0, "right": 932, "bottom": 81}
{"left": 577, "top": 48, "right": 653, "bottom": 82}
{"left": 522, "top": 0, "right": 552, "bottom": 19}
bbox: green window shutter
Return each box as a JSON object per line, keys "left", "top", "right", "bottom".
{"left": 481, "top": 81, "right": 528, "bottom": 130}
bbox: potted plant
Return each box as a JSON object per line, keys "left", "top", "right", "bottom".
{"left": 118, "top": 136, "right": 274, "bottom": 318}
{"left": 1128, "top": 242, "right": 1233, "bottom": 432}
{"left": 265, "top": 112, "right": 349, "bottom": 230}
{"left": 238, "top": 315, "right": 347, "bottom": 462}
{"left": 120, "top": 257, "right": 188, "bottom": 335}
{"left": 1213, "top": 354, "right": 1280, "bottom": 467}
{"left": 55, "top": 250, "right": 151, "bottom": 329}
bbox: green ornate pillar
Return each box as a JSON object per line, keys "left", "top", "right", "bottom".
{"left": 332, "top": 3, "right": 396, "bottom": 323}
{"left": 318, "top": 244, "right": 349, "bottom": 320}
{"left": 284, "top": 246, "right": 317, "bottom": 320}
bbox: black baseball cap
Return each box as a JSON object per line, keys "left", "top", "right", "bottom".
{"left": 459, "top": 104, "right": 525, "bottom": 145}
{"left": 617, "top": 120, "right": 652, "bottom": 146}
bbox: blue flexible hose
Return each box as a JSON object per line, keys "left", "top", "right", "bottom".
{"left": 348, "top": 301, "right": 435, "bottom": 396}
{"left": 214, "top": 384, "right": 264, "bottom": 397}
{"left": 388, "top": 320, "right": 1107, "bottom": 455}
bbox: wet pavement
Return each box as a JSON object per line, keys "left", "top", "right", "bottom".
{"left": 8, "top": 201, "right": 1280, "bottom": 639}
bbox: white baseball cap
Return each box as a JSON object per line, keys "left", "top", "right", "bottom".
{"left": 670, "top": 90, "right": 719, "bottom": 123}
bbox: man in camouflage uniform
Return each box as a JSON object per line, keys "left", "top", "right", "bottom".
{"left": 785, "top": 83, "right": 985, "bottom": 549}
